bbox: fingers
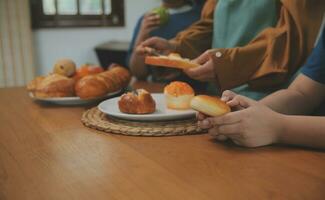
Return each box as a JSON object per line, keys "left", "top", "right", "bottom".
{"left": 227, "top": 95, "right": 257, "bottom": 108}
{"left": 192, "top": 50, "right": 211, "bottom": 65}
{"left": 217, "top": 123, "right": 242, "bottom": 135}
{"left": 215, "top": 135, "right": 228, "bottom": 141}
{"left": 198, "top": 119, "right": 213, "bottom": 129}
{"left": 135, "top": 45, "right": 145, "bottom": 55}
{"left": 208, "top": 111, "right": 243, "bottom": 125}
{"left": 143, "top": 13, "right": 160, "bottom": 24}
{"left": 196, "top": 112, "right": 208, "bottom": 121}
{"left": 208, "top": 126, "right": 219, "bottom": 135}
{"left": 141, "top": 37, "right": 160, "bottom": 47}
{"left": 141, "top": 37, "right": 169, "bottom": 51}
{"left": 221, "top": 90, "right": 237, "bottom": 102}
{"left": 184, "top": 60, "right": 214, "bottom": 81}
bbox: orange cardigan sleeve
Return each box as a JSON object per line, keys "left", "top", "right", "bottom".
{"left": 212, "top": 0, "right": 325, "bottom": 91}
{"left": 169, "top": 0, "right": 217, "bottom": 59}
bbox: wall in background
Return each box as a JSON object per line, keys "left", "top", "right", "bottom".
{"left": 33, "top": 0, "right": 160, "bottom": 75}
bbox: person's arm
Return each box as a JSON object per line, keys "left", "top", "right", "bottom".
{"left": 169, "top": 0, "right": 216, "bottom": 59}
{"left": 201, "top": 0, "right": 324, "bottom": 90}
{"left": 181, "top": 0, "right": 324, "bottom": 86}
{"left": 139, "top": 0, "right": 216, "bottom": 59}
{"left": 199, "top": 92, "right": 325, "bottom": 149}
{"left": 260, "top": 74, "right": 325, "bottom": 115}
{"left": 279, "top": 115, "right": 325, "bottom": 149}
{"left": 129, "top": 13, "right": 160, "bottom": 79}
{"left": 197, "top": 73, "right": 325, "bottom": 148}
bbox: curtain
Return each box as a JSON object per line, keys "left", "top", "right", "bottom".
{"left": 0, "top": 0, "right": 35, "bottom": 87}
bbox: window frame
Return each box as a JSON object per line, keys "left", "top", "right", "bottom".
{"left": 29, "top": 0, "right": 125, "bottom": 28}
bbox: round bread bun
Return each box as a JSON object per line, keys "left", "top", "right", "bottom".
{"left": 145, "top": 53, "right": 198, "bottom": 70}
{"left": 34, "top": 74, "right": 75, "bottom": 98}
{"left": 164, "top": 81, "right": 195, "bottom": 110}
{"left": 118, "top": 89, "right": 156, "bottom": 114}
{"left": 190, "top": 95, "right": 230, "bottom": 117}
{"left": 53, "top": 59, "right": 76, "bottom": 77}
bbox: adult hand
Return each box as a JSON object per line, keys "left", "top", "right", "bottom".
{"left": 184, "top": 49, "right": 217, "bottom": 82}
{"left": 200, "top": 94, "right": 284, "bottom": 147}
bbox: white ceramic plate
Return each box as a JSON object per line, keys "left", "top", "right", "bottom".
{"left": 98, "top": 93, "right": 196, "bottom": 121}
{"left": 29, "top": 90, "right": 122, "bottom": 105}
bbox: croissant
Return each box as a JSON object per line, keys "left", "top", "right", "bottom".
{"left": 75, "top": 66, "right": 131, "bottom": 99}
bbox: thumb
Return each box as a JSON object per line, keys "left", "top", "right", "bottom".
{"left": 192, "top": 51, "right": 211, "bottom": 65}
{"left": 141, "top": 37, "right": 159, "bottom": 48}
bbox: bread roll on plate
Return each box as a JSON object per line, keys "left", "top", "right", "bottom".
{"left": 164, "top": 81, "right": 194, "bottom": 110}
{"left": 118, "top": 89, "right": 156, "bottom": 114}
{"left": 190, "top": 95, "right": 230, "bottom": 117}
{"left": 32, "top": 74, "right": 75, "bottom": 98}
{"left": 145, "top": 53, "right": 198, "bottom": 70}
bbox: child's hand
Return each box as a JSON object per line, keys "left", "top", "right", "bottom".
{"left": 221, "top": 90, "right": 251, "bottom": 111}
{"left": 200, "top": 95, "right": 284, "bottom": 147}
{"left": 139, "top": 13, "right": 161, "bottom": 37}
{"left": 135, "top": 37, "right": 175, "bottom": 57}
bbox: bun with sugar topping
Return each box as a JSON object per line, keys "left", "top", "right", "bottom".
{"left": 164, "top": 81, "right": 195, "bottom": 110}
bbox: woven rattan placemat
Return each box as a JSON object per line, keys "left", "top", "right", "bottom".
{"left": 81, "top": 107, "right": 207, "bottom": 136}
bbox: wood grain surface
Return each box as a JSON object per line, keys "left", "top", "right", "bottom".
{"left": 0, "top": 84, "right": 325, "bottom": 200}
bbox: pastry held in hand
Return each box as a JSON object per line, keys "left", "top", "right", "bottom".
{"left": 190, "top": 95, "right": 231, "bottom": 116}
{"left": 145, "top": 53, "right": 198, "bottom": 70}
{"left": 75, "top": 66, "right": 130, "bottom": 99}
{"left": 118, "top": 89, "right": 156, "bottom": 114}
{"left": 164, "top": 81, "right": 195, "bottom": 110}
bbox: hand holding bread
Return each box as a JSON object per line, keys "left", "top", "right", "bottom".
{"left": 190, "top": 95, "right": 231, "bottom": 117}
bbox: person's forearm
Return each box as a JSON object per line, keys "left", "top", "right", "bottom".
{"left": 129, "top": 53, "right": 148, "bottom": 80}
{"left": 278, "top": 115, "right": 325, "bottom": 149}
{"left": 129, "top": 30, "right": 151, "bottom": 79}
{"left": 134, "top": 30, "right": 149, "bottom": 47}
{"left": 260, "top": 89, "right": 314, "bottom": 115}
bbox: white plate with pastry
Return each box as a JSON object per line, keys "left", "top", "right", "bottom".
{"left": 29, "top": 90, "right": 122, "bottom": 105}
{"left": 27, "top": 62, "right": 131, "bottom": 106}
{"left": 98, "top": 93, "right": 196, "bottom": 121}
{"left": 99, "top": 82, "right": 197, "bottom": 121}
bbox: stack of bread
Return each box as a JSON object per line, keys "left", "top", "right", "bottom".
{"left": 27, "top": 59, "right": 131, "bottom": 99}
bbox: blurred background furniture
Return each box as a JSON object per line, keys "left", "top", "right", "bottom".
{"left": 95, "top": 40, "right": 130, "bottom": 69}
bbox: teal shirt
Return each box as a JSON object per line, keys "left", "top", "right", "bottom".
{"left": 212, "top": 0, "right": 278, "bottom": 48}
{"left": 209, "top": 0, "right": 278, "bottom": 99}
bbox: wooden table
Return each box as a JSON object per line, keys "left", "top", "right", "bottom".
{"left": 1, "top": 83, "right": 325, "bottom": 200}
